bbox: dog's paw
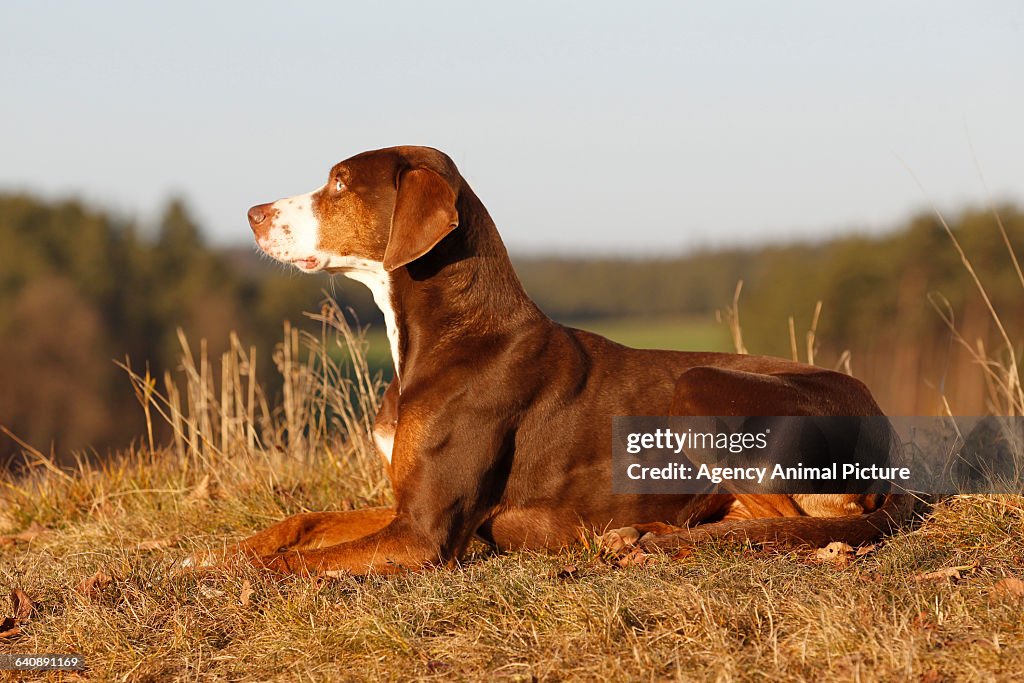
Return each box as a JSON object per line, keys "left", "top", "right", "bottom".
{"left": 600, "top": 526, "right": 642, "bottom": 553}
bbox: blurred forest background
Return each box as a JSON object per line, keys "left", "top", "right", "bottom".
{"left": 0, "top": 192, "right": 1022, "bottom": 466}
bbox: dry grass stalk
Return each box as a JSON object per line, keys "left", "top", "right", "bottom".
{"left": 118, "top": 298, "right": 386, "bottom": 489}
{"left": 734, "top": 293, "right": 843, "bottom": 372}
{"left": 929, "top": 207, "right": 1024, "bottom": 416}
{"left": 788, "top": 316, "right": 798, "bottom": 362}
{"left": 718, "top": 280, "right": 748, "bottom": 355}
{"left": 807, "top": 300, "right": 822, "bottom": 366}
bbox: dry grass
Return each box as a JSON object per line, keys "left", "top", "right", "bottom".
{"left": 2, "top": 212, "right": 1024, "bottom": 681}
{"left": 3, "top": 451, "right": 1024, "bottom": 681}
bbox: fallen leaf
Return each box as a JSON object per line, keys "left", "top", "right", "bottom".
{"left": 186, "top": 474, "right": 215, "bottom": 503}
{"left": 199, "top": 585, "right": 226, "bottom": 600}
{"left": 916, "top": 567, "right": 962, "bottom": 582}
{"left": 554, "top": 564, "right": 578, "bottom": 579}
{"left": 616, "top": 548, "right": 651, "bottom": 568}
{"left": 914, "top": 561, "right": 979, "bottom": 583}
{"left": 671, "top": 546, "right": 694, "bottom": 561}
{"left": 75, "top": 571, "right": 112, "bottom": 598}
{"left": 136, "top": 536, "right": 180, "bottom": 551}
{"left": 240, "top": 580, "right": 254, "bottom": 606}
{"left": 992, "top": 577, "right": 1024, "bottom": 599}
{"left": 11, "top": 589, "right": 33, "bottom": 620}
{"left": 0, "top": 522, "right": 48, "bottom": 546}
{"left": 855, "top": 543, "right": 879, "bottom": 557}
{"left": 920, "top": 668, "right": 947, "bottom": 683}
{"left": 0, "top": 589, "right": 34, "bottom": 639}
{"left": 813, "top": 542, "right": 854, "bottom": 566}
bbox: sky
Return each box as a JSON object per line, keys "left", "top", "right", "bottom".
{"left": 1, "top": 1, "right": 1021, "bottom": 254}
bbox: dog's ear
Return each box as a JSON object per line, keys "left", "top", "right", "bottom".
{"left": 383, "top": 168, "right": 459, "bottom": 272}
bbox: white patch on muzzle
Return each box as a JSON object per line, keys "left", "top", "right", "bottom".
{"left": 256, "top": 188, "right": 325, "bottom": 272}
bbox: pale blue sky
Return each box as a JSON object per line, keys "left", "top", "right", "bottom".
{"left": 1, "top": 1, "right": 1021, "bottom": 252}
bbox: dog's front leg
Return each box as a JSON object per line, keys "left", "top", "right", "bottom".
{"left": 258, "top": 514, "right": 444, "bottom": 576}
{"left": 259, "top": 405, "right": 510, "bottom": 575}
{"left": 183, "top": 507, "right": 397, "bottom": 568}
{"left": 227, "top": 507, "right": 398, "bottom": 557}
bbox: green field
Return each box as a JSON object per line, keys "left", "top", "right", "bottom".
{"left": 359, "top": 316, "right": 731, "bottom": 375}
{"left": 568, "top": 316, "right": 731, "bottom": 353}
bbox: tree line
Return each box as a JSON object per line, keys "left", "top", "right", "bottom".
{"left": 519, "top": 206, "right": 1024, "bottom": 413}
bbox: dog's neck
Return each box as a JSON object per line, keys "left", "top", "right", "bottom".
{"left": 377, "top": 184, "right": 545, "bottom": 391}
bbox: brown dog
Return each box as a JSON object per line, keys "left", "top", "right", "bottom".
{"left": 217, "top": 145, "right": 908, "bottom": 575}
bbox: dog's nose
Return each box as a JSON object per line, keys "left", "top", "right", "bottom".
{"left": 248, "top": 203, "right": 271, "bottom": 231}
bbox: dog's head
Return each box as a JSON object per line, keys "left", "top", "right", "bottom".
{"left": 247, "top": 146, "right": 461, "bottom": 274}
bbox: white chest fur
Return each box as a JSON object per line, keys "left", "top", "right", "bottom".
{"left": 330, "top": 257, "right": 401, "bottom": 465}
{"left": 329, "top": 257, "right": 402, "bottom": 386}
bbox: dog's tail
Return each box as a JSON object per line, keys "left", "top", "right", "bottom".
{"left": 641, "top": 493, "right": 917, "bottom": 552}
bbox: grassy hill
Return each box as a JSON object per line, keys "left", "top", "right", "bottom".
{"left": 2, "top": 308, "right": 1023, "bottom": 681}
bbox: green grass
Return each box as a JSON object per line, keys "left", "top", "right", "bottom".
{"left": 567, "top": 316, "right": 731, "bottom": 353}
{"left": 357, "top": 315, "right": 730, "bottom": 376}
{"left": 360, "top": 328, "right": 394, "bottom": 373}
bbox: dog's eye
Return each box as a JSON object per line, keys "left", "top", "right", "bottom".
{"left": 334, "top": 179, "right": 346, "bottom": 193}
